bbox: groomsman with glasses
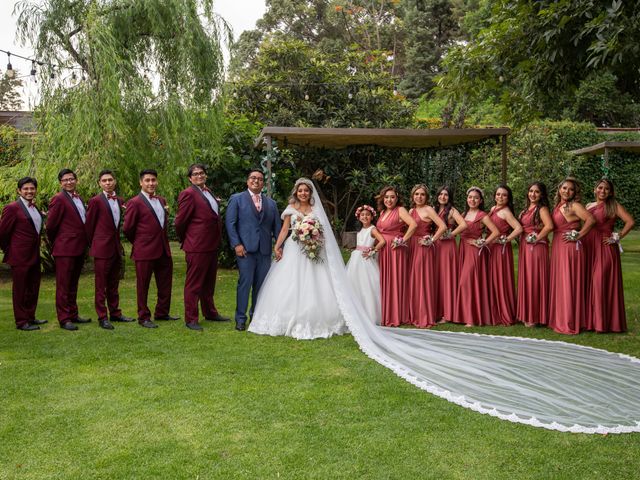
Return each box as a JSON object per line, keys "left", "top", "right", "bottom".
{"left": 85, "top": 170, "right": 134, "bottom": 330}
{"left": 46, "top": 168, "right": 91, "bottom": 331}
{"left": 174, "top": 163, "right": 229, "bottom": 331}
{"left": 0, "top": 177, "right": 47, "bottom": 330}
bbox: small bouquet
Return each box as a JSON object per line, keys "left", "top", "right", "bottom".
{"left": 497, "top": 234, "right": 509, "bottom": 245}
{"left": 525, "top": 233, "right": 538, "bottom": 244}
{"left": 563, "top": 229, "right": 579, "bottom": 242}
{"left": 361, "top": 247, "right": 376, "bottom": 259}
{"left": 392, "top": 237, "right": 407, "bottom": 248}
{"left": 609, "top": 232, "right": 620, "bottom": 244}
{"left": 473, "top": 237, "right": 487, "bottom": 248}
{"left": 291, "top": 215, "right": 324, "bottom": 263}
{"left": 440, "top": 229, "right": 453, "bottom": 240}
{"left": 418, "top": 235, "right": 434, "bottom": 247}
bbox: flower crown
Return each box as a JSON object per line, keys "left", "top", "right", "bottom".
{"left": 355, "top": 204, "right": 377, "bottom": 218}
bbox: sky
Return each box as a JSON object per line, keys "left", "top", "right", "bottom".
{"left": 0, "top": 0, "right": 267, "bottom": 109}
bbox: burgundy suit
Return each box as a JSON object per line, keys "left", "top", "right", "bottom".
{"left": 0, "top": 199, "right": 42, "bottom": 327}
{"left": 123, "top": 193, "right": 173, "bottom": 322}
{"left": 174, "top": 185, "right": 222, "bottom": 325}
{"left": 85, "top": 193, "right": 125, "bottom": 321}
{"left": 46, "top": 191, "right": 89, "bottom": 325}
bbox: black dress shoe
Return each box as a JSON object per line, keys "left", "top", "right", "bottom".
{"left": 61, "top": 322, "right": 79, "bottom": 331}
{"left": 206, "top": 314, "right": 231, "bottom": 322}
{"left": 154, "top": 314, "right": 180, "bottom": 321}
{"left": 30, "top": 319, "right": 48, "bottom": 325}
{"left": 140, "top": 320, "right": 158, "bottom": 328}
{"left": 18, "top": 324, "right": 40, "bottom": 331}
{"left": 186, "top": 323, "right": 203, "bottom": 331}
{"left": 99, "top": 319, "right": 115, "bottom": 330}
{"left": 110, "top": 315, "right": 134, "bottom": 323}
{"left": 71, "top": 316, "right": 91, "bottom": 324}
{"left": 235, "top": 323, "right": 246, "bottom": 331}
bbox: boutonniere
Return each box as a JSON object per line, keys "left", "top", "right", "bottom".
{"left": 163, "top": 204, "right": 170, "bottom": 213}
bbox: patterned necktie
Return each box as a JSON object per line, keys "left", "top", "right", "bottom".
{"left": 253, "top": 193, "right": 262, "bottom": 212}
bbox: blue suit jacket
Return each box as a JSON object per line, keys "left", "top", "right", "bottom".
{"left": 225, "top": 191, "right": 281, "bottom": 256}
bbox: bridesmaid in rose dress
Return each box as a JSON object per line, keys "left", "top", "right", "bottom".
{"left": 376, "top": 186, "right": 417, "bottom": 327}
{"left": 548, "top": 177, "right": 595, "bottom": 335}
{"left": 516, "top": 182, "right": 554, "bottom": 327}
{"left": 584, "top": 179, "right": 634, "bottom": 332}
{"left": 455, "top": 187, "right": 500, "bottom": 326}
{"left": 488, "top": 185, "right": 523, "bottom": 326}
{"left": 433, "top": 187, "right": 467, "bottom": 323}
{"left": 408, "top": 185, "right": 447, "bottom": 327}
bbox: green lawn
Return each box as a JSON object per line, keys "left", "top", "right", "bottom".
{"left": 1, "top": 232, "right": 639, "bottom": 479}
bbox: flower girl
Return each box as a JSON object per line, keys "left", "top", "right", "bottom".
{"left": 346, "top": 205, "right": 386, "bottom": 325}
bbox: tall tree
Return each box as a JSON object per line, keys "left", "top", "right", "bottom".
{"left": 399, "top": 0, "right": 460, "bottom": 99}
{"left": 437, "top": 0, "right": 640, "bottom": 126}
{"left": 0, "top": 74, "right": 23, "bottom": 110}
{"left": 10, "top": 0, "right": 227, "bottom": 200}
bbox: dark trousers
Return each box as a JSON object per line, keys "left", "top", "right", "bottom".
{"left": 55, "top": 255, "right": 85, "bottom": 325}
{"left": 134, "top": 255, "right": 173, "bottom": 322}
{"left": 184, "top": 251, "right": 218, "bottom": 324}
{"left": 11, "top": 262, "right": 41, "bottom": 327}
{"left": 235, "top": 252, "right": 271, "bottom": 326}
{"left": 94, "top": 255, "right": 122, "bottom": 320}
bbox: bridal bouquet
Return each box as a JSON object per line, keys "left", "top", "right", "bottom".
{"left": 291, "top": 215, "right": 324, "bottom": 263}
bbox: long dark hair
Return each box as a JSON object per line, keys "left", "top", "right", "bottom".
{"left": 433, "top": 186, "right": 454, "bottom": 221}
{"left": 376, "top": 186, "right": 403, "bottom": 212}
{"left": 554, "top": 177, "right": 581, "bottom": 208}
{"left": 519, "top": 181, "right": 549, "bottom": 228}
{"left": 493, "top": 184, "right": 515, "bottom": 215}
{"left": 595, "top": 178, "right": 617, "bottom": 219}
{"left": 463, "top": 186, "right": 485, "bottom": 215}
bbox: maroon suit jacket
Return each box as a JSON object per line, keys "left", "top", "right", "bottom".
{"left": 0, "top": 200, "right": 42, "bottom": 266}
{"left": 174, "top": 185, "right": 222, "bottom": 253}
{"left": 85, "top": 193, "right": 124, "bottom": 259}
{"left": 46, "top": 191, "right": 88, "bottom": 256}
{"left": 123, "top": 193, "right": 171, "bottom": 261}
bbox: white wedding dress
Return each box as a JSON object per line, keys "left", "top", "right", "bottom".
{"left": 248, "top": 205, "right": 349, "bottom": 339}
{"left": 250, "top": 181, "right": 640, "bottom": 434}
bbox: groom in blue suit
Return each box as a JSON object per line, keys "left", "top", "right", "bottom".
{"left": 226, "top": 169, "right": 281, "bottom": 331}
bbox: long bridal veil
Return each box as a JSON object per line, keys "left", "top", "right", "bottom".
{"left": 310, "top": 181, "right": 640, "bottom": 434}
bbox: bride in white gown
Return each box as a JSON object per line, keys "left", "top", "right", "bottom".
{"left": 249, "top": 178, "right": 348, "bottom": 339}
{"left": 249, "top": 177, "right": 640, "bottom": 434}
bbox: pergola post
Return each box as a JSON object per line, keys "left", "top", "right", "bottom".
{"left": 501, "top": 134, "right": 508, "bottom": 184}
{"left": 264, "top": 134, "right": 273, "bottom": 197}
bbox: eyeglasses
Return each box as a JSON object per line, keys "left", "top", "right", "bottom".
{"left": 61, "top": 177, "right": 76, "bottom": 183}
{"left": 248, "top": 176, "right": 264, "bottom": 182}
{"left": 191, "top": 172, "right": 206, "bottom": 177}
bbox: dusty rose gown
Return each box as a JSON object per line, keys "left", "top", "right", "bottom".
{"left": 435, "top": 209, "right": 458, "bottom": 322}
{"left": 548, "top": 204, "right": 586, "bottom": 335}
{"left": 455, "top": 211, "right": 491, "bottom": 326}
{"left": 584, "top": 203, "right": 626, "bottom": 332}
{"left": 489, "top": 207, "right": 516, "bottom": 325}
{"left": 516, "top": 207, "right": 550, "bottom": 326}
{"left": 408, "top": 210, "right": 438, "bottom": 327}
{"left": 377, "top": 208, "right": 409, "bottom": 326}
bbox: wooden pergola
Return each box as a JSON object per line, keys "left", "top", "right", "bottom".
{"left": 569, "top": 141, "right": 640, "bottom": 169}
{"left": 254, "top": 127, "right": 511, "bottom": 195}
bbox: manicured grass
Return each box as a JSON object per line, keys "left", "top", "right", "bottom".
{"left": 1, "top": 232, "right": 639, "bottom": 479}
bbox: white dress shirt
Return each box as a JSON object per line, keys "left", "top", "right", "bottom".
{"left": 201, "top": 188, "right": 219, "bottom": 214}
{"left": 141, "top": 191, "right": 165, "bottom": 225}
{"left": 19, "top": 196, "right": 42, "bottom": 234}
{"left": 103, "top": 191, "right": 120, "bottom": 226}
{"left": 67, "top": 191, "right": 86, "bottom": 223}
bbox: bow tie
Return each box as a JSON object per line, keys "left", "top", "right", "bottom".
{"left": 201, "top": 186, "right": 211, "bottom": 194}
{"left": 106, "top": 192, "right": 117, "bottom": 201}
{"left": 149, "top": 193, "right": 158, "bottom": 199}
{"left": 27, "top": 201, "right": 36, "bottom": 208}
{"left": 70, "top": 192, "right": 81, "bottom": 199}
